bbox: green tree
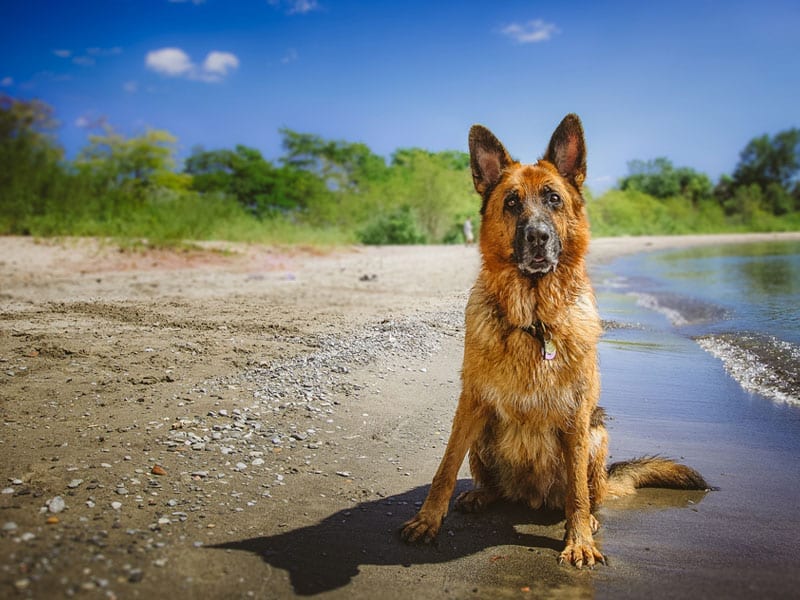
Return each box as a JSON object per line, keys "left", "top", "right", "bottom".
{"left": 714, "top": 128, "right": 800, "bottom": 217}
{"left": 619, "top": 157, "right": 712, "bottom": 205}
{"left": 728, "top": 129, "right": 800, "bottom": 215}
{"left": 279, "top": 128, "right": 389, "bottom": 192}
{"left": 732, "top": 129, "right": 800, "bottom": 190}
{"left": 186, "top": 144, "right": 330, "bottom": 217}
{"left": 76, "top": 126, "right": 187, "bottom": 202}
{"left": 384, "top": 148, "right": 473, "bottom": 241}
{"left": 0, "top": 95, "right": 66, "bottom": 233}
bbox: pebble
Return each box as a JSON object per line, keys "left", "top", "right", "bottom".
{"left": 2, "top": 521, "right": 18, "bottom": 532}
{"left": 1, "top": 487, "right": 13, "bottom": 495}
{"left": 111, "top": 501, "right": 122, "bottom": 510}
{"left": 48, "top": 496, "right": 66, "bottom": 513}
{"left": 128, "top": 569, "right": 144, "bottom": 583}
{"left": 67, "top": 479, "right": 84, "bottom": 489}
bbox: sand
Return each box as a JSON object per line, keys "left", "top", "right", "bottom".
{"left": 1, "top": 232, "right": 799, "bottom": 599}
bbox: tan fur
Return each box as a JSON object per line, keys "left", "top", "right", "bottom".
{"left": 400, "top": 115, "right": 707, "bottom": 568}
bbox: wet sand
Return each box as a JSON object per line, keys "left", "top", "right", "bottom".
{"left": 1, "top": 232, "right": 799, "bottom": 599}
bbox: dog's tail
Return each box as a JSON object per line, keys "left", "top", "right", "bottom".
{"left": 606, "top": 456, "right": 708, "bottom": 497}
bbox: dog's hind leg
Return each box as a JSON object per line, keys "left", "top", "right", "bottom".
{"left": 454, "top": 438, "right": 500, "bottom": 513}
{"left": 587, "top": 410, "right": 609, "bottom": 511}
{"left": 454, "top": 487, "right": 499, "bottom": 513}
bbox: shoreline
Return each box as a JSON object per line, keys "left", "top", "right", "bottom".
{"left": 1, "top": 232, "right": 799, "bottom": 599}
{"left": 588, "top": 230, "right": 800, "bottom": 266}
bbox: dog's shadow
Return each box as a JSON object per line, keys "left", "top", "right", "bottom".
{"left": 210, "top": 480, "right": 566, "bottom": 595}
{"left": 211, "top": 480, "right": 708, "bottom": 596}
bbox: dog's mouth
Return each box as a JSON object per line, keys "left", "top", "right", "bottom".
{"left": 513, "top": 221, "right": 561, "bottom": 276}
{"left": 518, "top": 252, "right": 558, "bottom": 275}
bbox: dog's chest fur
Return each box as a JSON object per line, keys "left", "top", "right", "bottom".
{"left": 461, "top": 271, "right": 603, "bottom": 507}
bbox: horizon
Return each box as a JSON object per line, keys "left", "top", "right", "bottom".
{"left": 2, "top": 0, "right": 798, "bottom": 193}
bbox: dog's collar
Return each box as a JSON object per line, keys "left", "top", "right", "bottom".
{"left": 522, "top": 321, "right": 557, "bottom": 360}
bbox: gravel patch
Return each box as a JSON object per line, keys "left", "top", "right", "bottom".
{"left": 0, "top": 308, "right": 463, "bottom": 598}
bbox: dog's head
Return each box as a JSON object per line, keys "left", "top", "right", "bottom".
{"left": 468, "top": 115, "right": 589, "bottom": 279}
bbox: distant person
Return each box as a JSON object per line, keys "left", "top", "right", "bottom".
{"left": 463, "top": 217, "right": 474, "bottom": 246}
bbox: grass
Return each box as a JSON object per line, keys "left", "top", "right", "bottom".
{"left": 6, "top": 185, "right": 799, "bottom": 249}
{"left": 586, "top": 190, "right": 800, "bottom": 237}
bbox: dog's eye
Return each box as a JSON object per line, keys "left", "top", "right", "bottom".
{"left": 504, "top": 194, "right": 520, "bottom": 210}
{"left": 547, "top": 192, "right": 562, "bottom": 208}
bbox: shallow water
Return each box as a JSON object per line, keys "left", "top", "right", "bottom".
{"left": 600, "top": 240, "right": 800, "bottom": 406}
{"left": 592, "top": 240, "right": 800, "bottom": 598}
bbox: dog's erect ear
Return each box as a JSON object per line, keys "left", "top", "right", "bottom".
{"left": 544, "top": 114, "right": 586, "bottom": 189}
{"left": 469, "top": 125, "right": 513, "bottom": 196}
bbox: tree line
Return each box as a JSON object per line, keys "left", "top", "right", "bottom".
{"left": 1, "top": 94, "right": 798, "bottom": 245}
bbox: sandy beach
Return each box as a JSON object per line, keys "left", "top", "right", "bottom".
{"left": 1, "top": 232, "right": 799, "bottom": 599}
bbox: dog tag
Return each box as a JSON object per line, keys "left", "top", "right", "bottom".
{"left": 543, "top": 339, "right": 556, "bottom": 360}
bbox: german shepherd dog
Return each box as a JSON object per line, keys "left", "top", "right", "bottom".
{"left": 400, "top": 115, "right": 707, "bottom": 568}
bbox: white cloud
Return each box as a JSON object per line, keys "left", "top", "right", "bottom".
{"left": 288, "top": 0, "right": 319, "bottom": 14}
{"left": 145, "top": 47, "right": 239, "bottom": 83}
{"left": 75, "top": 114, "right": 108, "bottom": 130}
{"left": 203, "top": 51, "right": 239, "bottom": 76}
{"left": 268, "top": 0, "right": 320, "bottom": 15}
{"left": 87, "top": 46, "right": 122, "bottom": 57}
{"left": 72, "top": 56, "right": 96, "bottom": 67}
{"left": 1, "top": 76, "right": 13, "bottom": 87}
{"left": 501, "top": 19, "right": 559, "bottom": 44}
{"left": 146, "top": 47, "right": 194, "bottom": 76}
{"left": 54, "top": 47, "right": 120, "bottom": 68}
{"left": 281, "top": 48, "right": 299, "bottom": 64}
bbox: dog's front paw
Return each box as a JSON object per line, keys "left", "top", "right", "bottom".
{"left": 400, "top": 511, "right": 443, "bottom": 544}
{"left": 559, "top": 536, "right": 605, "bottom": 569}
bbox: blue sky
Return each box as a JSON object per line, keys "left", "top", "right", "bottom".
{"left": 2, "top": 0, "right": 798, "bottom": 191}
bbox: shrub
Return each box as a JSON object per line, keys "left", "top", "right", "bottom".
{"left": 357, "top": 207, "right": 427, "bottom": 245}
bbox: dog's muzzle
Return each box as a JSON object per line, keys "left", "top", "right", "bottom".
{"left": 513, "top": 218, "right": 562, "bottom": 276}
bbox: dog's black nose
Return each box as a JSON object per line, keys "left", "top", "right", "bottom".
{"left": 525, "top": 224, "right": 550, "bottom": 246}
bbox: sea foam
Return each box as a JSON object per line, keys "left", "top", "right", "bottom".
{"left": 696, "top": 333, "right": 800, "bottom": 406}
